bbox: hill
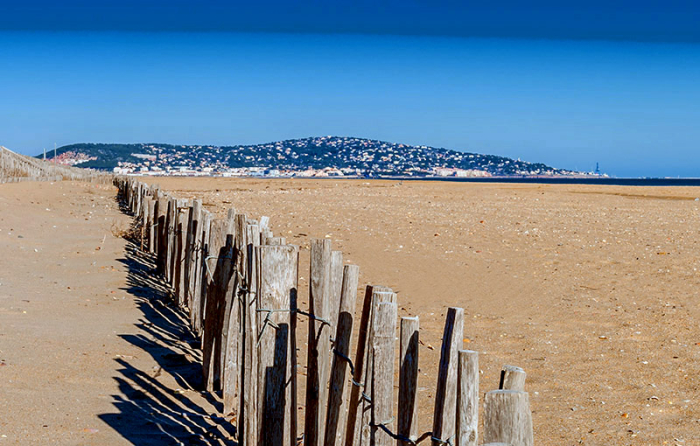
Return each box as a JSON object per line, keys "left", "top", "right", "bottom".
{"left": 40, "top": 137, "right": 583, "bottom": 177}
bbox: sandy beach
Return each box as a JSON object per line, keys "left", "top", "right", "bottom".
{"left": 0, "top": 181, "right": 229, "bottom": 445}
{"left": 149, "top": 177, "right": 700, "bottom": 445}
{"left": 2, "top": 178, "right": 698, "bottom": 445}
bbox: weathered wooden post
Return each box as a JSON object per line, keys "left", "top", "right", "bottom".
{"left": 360, "top": 289, "right": 395, "bottom": 446}
{"left": 202, "top": 218, "right": 235, "bottom": 391}
{"left": 156, "top": 195, "right": 168, "bottom": 274}
{"left": 370, "top": 301, "right": 397, "bottom": 446}
{"left": 223, "top": 213, "right": 249, "bottom": 418}
{"left": 327, "top": 250, "right": 344, "bottom": 329}
{"left": 304, "top": 238, "right": 333, "bottom": 446}
{"left": 165, "top": 197, "right": 176, "bottom": 282}
{"left": 218, "top": 211, "right": 238, "bottom": 384}
{"left": 499, "top": 365, "right": 526, "bottom": 391}
{"left": 256, "top": 244, "right": 299, "bottom": 446}
{"left": 175, "top": 202, "right": 191, "bottom": 306}
{"left": 141, "top": 194, "right": 149, "bottom": 251}
{"left": 398, "top": 316, "right": 419, "bottom": 446}
{"left": 345, "top": 285, "right": 392, "bottom": 446}
{"left": 241, "top": 222, "right": 261, "bottom": 446}
{"left": 324, "top": 264, "right": 360, "bottom": 446}
{"left": 147, "top": 193, "right": 156, "bottom": 254}
{"left": 457, "top": 350, "right": 479, "bottom": 446}
{"left": 186, "top": 199, "right": 203, "bottom": 310}
{"left": 432, "top": 307, "right": 464, "bottom": 446}
{"left": 483, "top": 390, "right": 533, "bottom": 446}
{"left": 265, "top": 236, "right": 286, "bottom": 245}
{"left": 191, "top": 209, "right": 212, "bottom": 336}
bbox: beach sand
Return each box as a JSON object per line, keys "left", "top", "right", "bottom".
{"left": 0, "top": 181, "right": 228, "bottom": 445}
{"left": 2, "top": 178, "right": 698, "bottom": 444}
{"left": 150, "top": 177, "right": 700, "bottom": 445}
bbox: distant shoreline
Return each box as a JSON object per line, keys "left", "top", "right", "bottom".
{"left": 377, "top": 176, "right": 700, "bottom": 187}
{"left": 126, "top": 173, "right": 700, "bottom": 186}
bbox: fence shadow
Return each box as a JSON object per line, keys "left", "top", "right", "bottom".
{"left": 98, "top": 242, "right": 237, "bottom": 445}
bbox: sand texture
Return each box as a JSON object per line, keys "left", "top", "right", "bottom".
{"left": 150, "top": 177, "right": 700, "bottom": 445}
{"left": 2, "top": 178, "right": 698, "bottom": 445}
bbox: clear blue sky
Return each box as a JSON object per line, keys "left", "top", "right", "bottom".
{"left": 1, "top": 2, "right": 700, "bottom": 177}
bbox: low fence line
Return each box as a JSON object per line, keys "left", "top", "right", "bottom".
{"left": 0, "top": 146, "right": 111, "bottom": 184}
{"left": 115, "top": 176, "right": 535, "bottom": 446}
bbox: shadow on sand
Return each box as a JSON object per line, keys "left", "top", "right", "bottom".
{"left": 98, "top": 240, "right": 237, "bottom": 445}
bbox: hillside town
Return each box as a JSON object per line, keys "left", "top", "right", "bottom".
{"left": 51, "top": 136, "right": 594, "bottom": 178}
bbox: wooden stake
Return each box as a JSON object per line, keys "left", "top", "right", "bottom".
{"left": 166, "top": 197, "right": 177, "bottom": 284}
{"left": 360, "top": 289, "right": 395, "bottom": 446}
{"left": 186, "top": 199, "right": 203, "bottom": 312}
{"left": 218, "top": 210, "right": 237, "bottom": 384}
{"left": 324, "top": 264, "right": 360, "bottom": 446}
{"left": 457, "top": 350, "right": 479, "bottom": 446}
{"left": 191, "top": 209, "right": 211, "bottom": 336}
{"left": 147, "top": 194, "right": 156, "bottom": 254}
{"left": 398, "top": 316, "right": 419, "bottom": 446}
{"left": 328, "top": 251, "right": 344, "bottom": 330}
{"left": 432, "top": 307, "right": 464, "bottom": 446}
{"left": 223, "top": 214, "right": 248, "bottom": 417}
{"left": 256, "top": 245, "right": 299, "bottom": 446}
{"left": 241, "top": 223, "right": 261, "bottom": 446}
{"left": 202, "top": 219, "right": 233, "bottom": 391}
{"left": 370, "top": 301, "right": 397, "bottom": 446}
{"left": 483, "top": 390, "right": 533, "bottom": 446}
{"left": 499, "top": 365, "right": 526, "bottom": 392}
{"left": 304, "top": 238, "right": 333, "bottom": 446}
{"left": 175, "top": 204, "right": 190, "bottom": 307}
{"left": 345, "top": 285, "right": 393, "bottom": 446}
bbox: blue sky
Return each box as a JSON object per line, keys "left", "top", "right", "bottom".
{"left": 1, "top": 2, "right": 699, "bottom": 177}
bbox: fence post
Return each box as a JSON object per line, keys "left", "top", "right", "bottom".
{"left": 370, "top": 301, "right": 397, "bottom": 446}
{"left": 141, "top": 195, "right": 151, "bottom": 251}
{"left": 499, "top": 365, "right": 526, "bottom": 391}
{"left": 328, "top": 250, "right": 344, "bottom": 329}
{"left": 324, "top": 264, "right": 360, "bottom": 446}
{"left": 146, "top": 196, "right": 156, "bottom": 253}
{"left": 175, "top": 202, "right": 191, "bottom": 307}
{"left": 156, "top": 193, "right": 166, "bottom": 265}
{"left": 304, "top": 238, "right": 333, "bottom": 446}
{"left": 218, "top": 210, "right": 238, "bottom": 385}
{"left": 431, "top": 307, "right": 464, "bottom": 446}
{"left": 345, "top": 285, "right": 393, "bottom": 446}
{"left": 241, "top": 222, "right": 261, "bottom": 446}
{"left": 186, "top": 199, "right": 203, "bottom": 311}
{"left": 202, "top": 218, "right": 234, "bottom": 391}
{"left": 165, "top": 197, "right": 176, "bottom": 283}
{"left": 360, "top": 289, "right": 395, "bottom": 446}
{"left": 255, "top": 244, "right": 299, "bottom": 446}
{"left": 483, "top": 390, "right": 533, "bottom": 446}
{"left": 191, "top": 209, "right": 212, "bottom": 336}
{"left": 398, "top": 316, "right": 419, "bottom": 446}
{"left": 457, "top": 350, "right": 479, "bottom": 446}
{"left": 223, "top": 213, "right": 248, "bottom": 417}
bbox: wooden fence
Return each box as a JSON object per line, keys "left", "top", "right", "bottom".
{"left": 116, "top": 176, "right": 535, "bottom": 446}
{"left": 0, "top": 146, "right": 110, "bottom": 184}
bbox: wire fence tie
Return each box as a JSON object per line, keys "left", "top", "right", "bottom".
{"left": 295, "top": 308, "right": 332, "bottom": 327}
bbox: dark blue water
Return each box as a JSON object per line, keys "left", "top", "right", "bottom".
{"left": 385, "top": 176, "right": 700, "bottom": 187}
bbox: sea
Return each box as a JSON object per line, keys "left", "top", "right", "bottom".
{"left": 386, "top": 177, "right": 700, "bottom": 187}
